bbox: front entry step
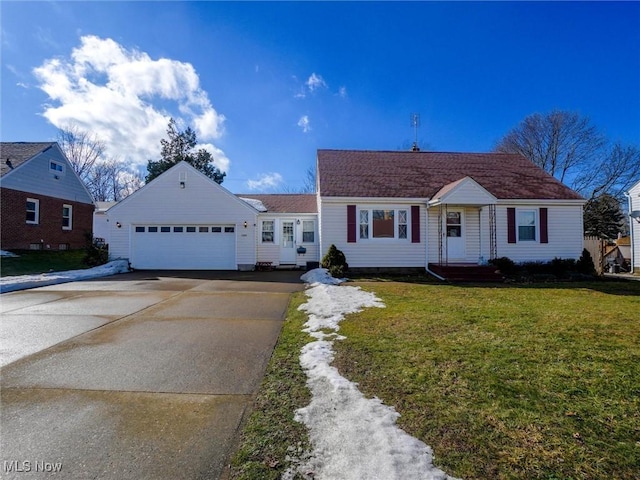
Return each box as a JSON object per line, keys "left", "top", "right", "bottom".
{"left": 429, "top": 263, "right": 504, "bottom": 282}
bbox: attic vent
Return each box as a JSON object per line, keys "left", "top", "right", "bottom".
{"left": 179, "top": 172, "right": 186, "bottom": 188}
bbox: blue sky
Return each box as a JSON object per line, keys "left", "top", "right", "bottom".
{"left": 2, "top": 1, "right": 639, "bottom": 193}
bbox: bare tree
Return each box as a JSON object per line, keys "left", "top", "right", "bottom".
{"left": 495, "top": 110, "right": 607, "bottom": 186}
{"left": 279, "top": 165, "right": 317, "bottom": 193}
{"left": 57, "top": 125, "right": 143, "bottom": 202}
{"left": 495, "top": 110, "right": 639, "bottom": 200}
{"left": 57, "top": 124, "right": 106, "bottom": 183}
{"left": 573, "top": 142, "right": 640, "bottom": 199}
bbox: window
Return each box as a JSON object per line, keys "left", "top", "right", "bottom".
{"left": 225, "top": 226, "right": 235, "bottom": 233}
{"left": 62, "top": 204, "right": 73, "bottom": 230}
{"left": 262, "top": 220, "right": 274, "bottom": 243}
{"left": 359, "top": 210, "right": 369, "bottom": 239}
{"left": 359, "top": 208, "right": 410, "bottom": 240}
{"left": 135, "top": 226, "right": 145, "bottom": 233}
{"left": 398, "top": 210, "right": 408, "bottom": 239}
{"left": 211, "top": 227, "right": 222, "bottom": 233}
{"left": 518, "top": 210, "right": 536, "bottom": 241}
{"left": 148, "top": 226, "right": 158, "bottom": 232}
{"left": 446, "top": 212, "right": 462, "bottom": 238}
{"left": 160, "top": 226, "right": 171, "bottom": 233}
{"left": 186, "top": 226, "right": 196, "bottom": 233}
{"left": 173, "top": 226, "right": 184, "bottom": 233}
{"left": 373, "top": 210, "right": 394, "bottom": 238}
{"left": 199, "top": 226, "right": 209, "bottom": 233}
{"left": 50, "top": 161, "right": 64, "bottom": 173}
{"left": 302, "top": 220, "right": 315, "bottom": 243}
{"left": 26, "top": 198, "right": 39, "bottom": 224}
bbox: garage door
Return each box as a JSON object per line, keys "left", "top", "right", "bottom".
{"left": 131, "top": 225, "right": 236, "bottom": 270}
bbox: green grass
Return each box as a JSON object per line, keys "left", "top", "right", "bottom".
{"left": 333, "top": 280, "right": 640, "bottom": 480}
{"left": 0, "top": 249, "right": 89, "bottom": 276}
{"left": 228, "top": 279, "right": 640, "bottom": 479}
{"left": 229, "top": 292, "right": 312, "bottom": 480}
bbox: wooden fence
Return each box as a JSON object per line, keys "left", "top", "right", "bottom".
{"left": 584, "top": 236, "right": 606, "bottom": 275}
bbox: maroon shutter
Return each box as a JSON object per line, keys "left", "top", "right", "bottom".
{"left": 507, "top": 207, "right": 516, "bottom": 244}
{"left": 347, "top": 205, "right": 356, "bottom": 243}
{"left": 411, "top": 205, "right": 420, "bottom": 243}
{"left": 540, "top": 208, "right": 548, "bottom": 244}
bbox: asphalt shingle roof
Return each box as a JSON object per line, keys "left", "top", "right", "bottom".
{"left": 238, "top": 194, "right": 317, "bottom": 213}
{"left": 1, "top": 142, "right": 56, "bottom": 177}
{"left": 317, "top": 149, "right": 583, "bottom": 200}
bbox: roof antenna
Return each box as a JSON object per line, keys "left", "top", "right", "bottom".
{"left": 410, "top": 113, "right": 420, "bottom": 151}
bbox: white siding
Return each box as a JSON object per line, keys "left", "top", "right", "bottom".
{"left": 434, "top": 177, "right": 496, "bottom": 205}
{"left": 256, "top": 215, "right": 320, "bottom": 267}
{"left": 319, "top": 200, "right": 427, "bottom": 268}
{"left": 629, "top": 181, "right": 640, "bottom": 273}
{"left": 2, "top": 144, "right": 93, "bottom": 204}
{"left": 494, "top": 203, "right": 584, "bottom": 262}
{"left": 106, "top": 163, "right": 257, "bottom": 268}
{"left": 427, "top": 206, "right": 481, "bottom": 263}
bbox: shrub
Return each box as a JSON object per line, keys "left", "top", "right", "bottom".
{"left": 83, "top": 233, "right": 109, "bottom": 267}
{"left": 576, "top": 248, "right": 597, "bottom": 275}
{"left": 488, "top": 257, "right": 517, "bottom": 276}
{"left": 321, "top": 244, "right": 348, "bottom": 278}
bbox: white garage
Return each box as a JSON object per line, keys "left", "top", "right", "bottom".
{"left": 131, "top": 225, "right": 236, "bottom": 270}
{"left": 105, "top": 162, "right": 258, "bottom": 271}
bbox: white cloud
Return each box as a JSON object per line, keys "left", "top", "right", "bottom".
{"left": 306, "top": 72, "right": 327, "bottom": 92}
{"left": 33, "top": 35, "right": 227, "bottom": 170}
{"left": 297, "top": 115, "right": 311, "bottom": 133}
{"left": 247, "top": 172, "right": 283, "bottom": 191}
{"left": 338, "top": 86, "right": 348, "bottom": 98}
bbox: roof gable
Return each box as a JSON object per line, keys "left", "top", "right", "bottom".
{"left": 108, "top": 161, "right": 256, "bottom": 215}
{"left": 317, "top": 150, "right": 583, "bottom": 201}
{"left": 430, "top": 176, "right": 497, "bottom": 206}
{"left": 1, "top": 142, "right": 57, "bottom": 177}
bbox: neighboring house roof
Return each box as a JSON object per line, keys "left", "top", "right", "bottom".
{"left": 317, "top": 149, "right": 584, "bottom": 200}
{"left": 95, "top": 201, "right": 118, "bottom": 213}
{"left": 615, "top": 236, "right": 630, "bottom": 246}
{"left": 1, "top": 142, "right": 56, "bottom": 176}
{"left": 238, "top": 194, "right": 317, "bottom": 213}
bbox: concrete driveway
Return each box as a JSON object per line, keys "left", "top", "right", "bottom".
{"left": 0, "top": 270, "right": 304, "bottom": 479}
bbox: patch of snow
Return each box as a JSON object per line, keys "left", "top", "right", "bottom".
{"left": 287, "top": 283, "right": 460, "bottom": 480}
{"left": 1, "top": 250, "right": 19, "bottom": 258}
{"left": 300, "top": 268, "right": 345, "bottom": 286}
{"left": 0, "top": 259, "right": 130, "bottom": 293}
{"left": 239, "top": 197, "right": 268, "bottom": 212}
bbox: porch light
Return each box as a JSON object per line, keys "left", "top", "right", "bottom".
{"left": 243, "top": 221, "right": 248, "bottom": 228}
{"left": 116, "top": 222, "right": 122, "bottom": 228}
{"left": 180, "top": 181, "right": 185, "bottom": 189}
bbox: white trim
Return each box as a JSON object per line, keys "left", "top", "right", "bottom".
{"left": 26, "top": 197, "right": 39, "bottom": 224}
{"left": 62, "top": 204, "right": 73, "bottom": 230}
{"left": 516, "top": 208, "right": 538, "bottom": 243}
{"left": 320, "top": 196, "right": 429, "bottom": 204}
{"left": 496, "top": 198, "right": 586, "bottom": 206}
{"left": 357, "top": 206, "right": 411, "bottom": 242}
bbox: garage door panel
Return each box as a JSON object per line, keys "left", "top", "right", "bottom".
{"left": 131, "top": 226, "right": 236, "bottom": 270}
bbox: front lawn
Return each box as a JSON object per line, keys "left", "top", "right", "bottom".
{"left": 334, "top": 280, "right": 640, "bottom": 479}
{"left": 230, "top": 279, "right": 640, "bottom": 479}
{"left": 0, "top": 249, "right": 88, "bottom": 276}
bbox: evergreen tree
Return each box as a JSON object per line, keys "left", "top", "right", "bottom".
{"left": 583, "top": 194, "right": 624, "bottom": 239}
{"left": 146, "top": 118, "right": 226, "bottom": 184}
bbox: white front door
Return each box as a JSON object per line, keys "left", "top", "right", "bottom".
{"left": 446, "top": 210, "right": 466, "bottom": 261}
{"left": 280, "top": 220, "right": 296, "bottom": 264}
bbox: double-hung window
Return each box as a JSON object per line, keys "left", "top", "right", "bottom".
{"left": 262, "top": 220, "right": 274, "bottom": 243}
{"left": 62, "top": 204, "right": 73, "bottom": 230}
{"left": 26, "top": 198, "right": 39, "bottom": 224}
{"left": 518, "top": 210, "right": 536, "bottom": 241}
{"left": 302, "top": 220, "right": 315, "bottom": 243}
{"left": 359, "top": 208, "right": 409, "bottom": 240}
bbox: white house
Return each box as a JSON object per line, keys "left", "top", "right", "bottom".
{"left": 101, "top": 150, "right": 587, "bottom": 278}
{"left": 626, "top": 180, "right": 640, "bottom": 274}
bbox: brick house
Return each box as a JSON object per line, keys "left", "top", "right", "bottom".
{"left": 1, "top": 142, "right": 94, "bottom": 251}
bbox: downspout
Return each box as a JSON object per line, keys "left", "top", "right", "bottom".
{"left": 624, "top": 190, "right": 634, "bottom": 273}
{"left": 424, "top": 202, "right": 446, "bottom": 281}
